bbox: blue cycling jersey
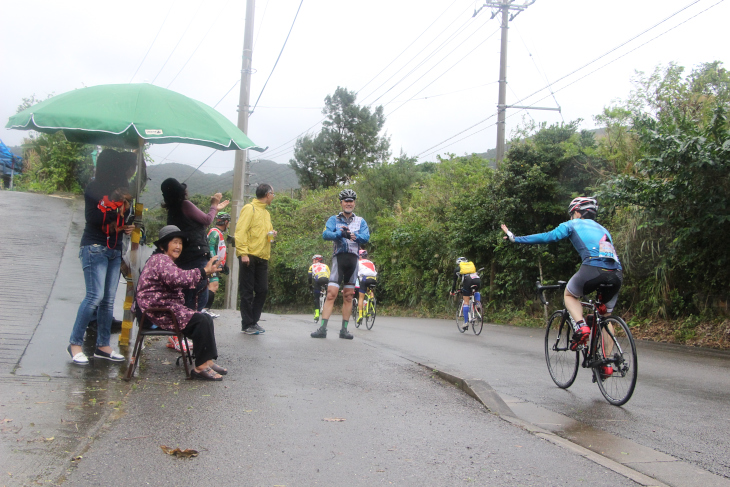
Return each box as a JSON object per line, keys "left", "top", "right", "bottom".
{"left": 323, "top": 212, "right": 370, "bottom": 256}
{"left": 514, "top": 218, "right": 622, "bottom": 270}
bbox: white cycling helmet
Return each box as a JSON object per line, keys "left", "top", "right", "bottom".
{"left": 456, "top": 257, "right": 468, "bottom": 265}
{"left": 568, "top": 196, "right": 598, "bottom": 215}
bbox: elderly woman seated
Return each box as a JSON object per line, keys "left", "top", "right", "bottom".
{"left": 136, "top": 225, "right": 227, "bottom": 381}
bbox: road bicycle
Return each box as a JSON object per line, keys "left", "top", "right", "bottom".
{"left": 536, "top": 280, "right": 637, "bottom": 406}
{"left": 353, "top": 284, "right": 377, "bottom": 330}
{"left": 453, "top": 268, "right": 485, "bottom": 335}
{"left": 316, "top": 289, "right": 326, "bottom": 322}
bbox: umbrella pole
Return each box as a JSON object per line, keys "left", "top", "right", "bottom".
{"left": 119, "top": 141, "right": 145, "bottom": 347}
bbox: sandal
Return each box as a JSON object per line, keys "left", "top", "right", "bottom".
{"left": 190, "top": 367, "right": 222, "bottom": 381}
{"left": 210, "top": 363, "right": 228, "bottom": 375}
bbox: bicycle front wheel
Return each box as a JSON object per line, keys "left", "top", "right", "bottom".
{"left": 545, "top": 310, "right": 579, "bottom": 389}
{"left": 472, "top": 301, "right": 483, "bottom": 335}
{"left": 365, "top": 297, "right": 376, "bottom": 330}
{"left": 594, "top": 316, "right": 637, "bottom": 406}
{"left": 455, "top": 302, "right": 466, "bottom": 333}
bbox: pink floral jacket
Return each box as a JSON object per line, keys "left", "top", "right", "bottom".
{"left": 136, "top": 253, "right": 203, "bottom": 330}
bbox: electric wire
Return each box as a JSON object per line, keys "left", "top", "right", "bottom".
{"left": 356, "top": 0, "right": 463, "bottom": 98}
{"left": 129, "top": 0, "right": 176, "bottom": 83}
{"left": 250, "top": 0, "right": 305, "bottom": 117}
{"left": 514, "top": 26, "right": 563, "bottom": 122}
{"left": 151, "top": 1, "right": 205, "bottom": 84}
{"left": 385, "top": 25, "right": 500, "bottom": 116}
{"left": 253, "top": 0, "right": 271, "bottom": 51}
{"left": 364, "top": 7, "right": 479, "bottom": 107}
{"left": 503, "top": 0, "right": 703, "bottom": 113}
{"left": 415, "top": 0, "right": 714, "bottom": 160}
{"left": 166, "top": 0, "right": 233, "bottom": 89}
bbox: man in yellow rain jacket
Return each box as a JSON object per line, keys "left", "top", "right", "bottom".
{"left": 235, "top": 183, "right": 276, "bottom": 335}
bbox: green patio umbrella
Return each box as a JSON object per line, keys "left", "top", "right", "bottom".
{"left": 6, "top": 83, "right": 262, "bottom": 152}
{"left": 6, "top": 83, "right": 262, "bottom": 346}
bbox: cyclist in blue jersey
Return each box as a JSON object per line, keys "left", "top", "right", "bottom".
{"left": 310, "top": 189, "right": 370, "bottom": 340}
{"left": 501, "top": 197, "right": 623, "bottom": 357}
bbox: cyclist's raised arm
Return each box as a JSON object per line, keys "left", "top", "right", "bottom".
{"left": 500, "top": 224, "right": 515, "bottom": 242}
{"left": 502, "top": 221, "right": 572, "bottom": 245}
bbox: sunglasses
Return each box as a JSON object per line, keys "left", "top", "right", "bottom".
{"left": 343, "top": 198, "right": 355, "bottom": 202}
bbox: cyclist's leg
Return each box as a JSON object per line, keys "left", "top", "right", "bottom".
{"left": 591, "top": 270, "right": 623, "bottom": 360}
{"left": 338, "top": 254, "right": 359, "bottom": 329}
{"left": 321, "top": 257, "right": 341, "bottom": 322}
{"left": 461, "top": 276, "right": 473, "bottom": 326}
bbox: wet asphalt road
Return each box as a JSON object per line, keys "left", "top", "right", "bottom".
{"left": 61, "top": 314, "right": 634, "bottom": 487}
{"left": 343, "top": 315, "right": 730, "bottom": 480}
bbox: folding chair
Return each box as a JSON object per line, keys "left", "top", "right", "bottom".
{"left": 124, "top": 306, "right": 193, "bottom": 381}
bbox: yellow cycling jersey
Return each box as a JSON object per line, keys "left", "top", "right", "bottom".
{"left": 309, "top": 263, "right": 331, "bottom": 279}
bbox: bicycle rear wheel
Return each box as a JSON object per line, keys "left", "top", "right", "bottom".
{"left": 455, "top": 302, "right": 467, "bottom": 333}
{"left": 545, "top": 310, "right": 579, "bottom": 389}
{"left": 365, "top": 297, "right": 376, "bottom": 330}
{"left": 352, "top": 296, "right": 360, "bottom": 326}
{"left": 594, "top": 316, "right": 637, "bottom": 406}
{"left": 472, "top": 301, "right": 483, "bottom": 335}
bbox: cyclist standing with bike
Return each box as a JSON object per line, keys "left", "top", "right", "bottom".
{"left": 310, "top": 189, "right": 370, "bottom": 340}
{"left": 356, "top": 249, "right": 377, "bottom": 325}
{"left": 308, "top": 254, "right": 330, "bottom": 322}
{"left": 450, "top": 257, "right": 481, "bottom": 332}
{"left": 501, "top": 197, "right": 623, "bottom": 374}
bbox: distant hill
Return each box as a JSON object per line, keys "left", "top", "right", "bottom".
{"left": 141, "top": 159, "right": 299, "bottom": 206}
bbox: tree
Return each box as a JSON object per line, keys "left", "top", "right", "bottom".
{"left": 290, "top": 87, "right": 390, "bottom": 189}
{"left": 14, "top": 94, "right": 94, "bottom": 194}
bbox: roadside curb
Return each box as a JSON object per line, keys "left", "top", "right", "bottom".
{"left": 416, "top": 361, "right": 669, "bottom": 487}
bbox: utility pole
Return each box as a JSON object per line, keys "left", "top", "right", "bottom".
{"left": 474, "top": 0, "right": 536, "bottom": 167}
{"left": 224, "top": 0, "right": 255, "bottom": 310}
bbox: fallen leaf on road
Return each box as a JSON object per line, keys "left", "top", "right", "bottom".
{"left": 323, "top": 418, "right": 345, "bottom": 422}
{"left": 0, "top": 419, "right": 12, "bottom": 424}
{"left": 160, "top": 445, "right": 198, "bottom": 458}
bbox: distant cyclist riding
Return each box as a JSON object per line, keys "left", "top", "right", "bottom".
{"left": 310, "top": 189, "right": 370, "bottom": 340}
{"left": 450, "top": 257, "right": 483, "bottom": 334}
{"left": 501, "top": 196, "right": 623, "bottom": 360}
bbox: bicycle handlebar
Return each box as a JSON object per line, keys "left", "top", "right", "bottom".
{"left": 535, "top": 280, "right": 567, "bottom": 306}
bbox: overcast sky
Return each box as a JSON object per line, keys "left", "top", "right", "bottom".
{"left": 2, "top": 0, "right": 728, "bottom": 175}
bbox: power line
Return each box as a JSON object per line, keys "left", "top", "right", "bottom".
{"left": 385, "top": 25, "right": 500, "bottom": 116}
{"left": 505, "top": 0, "right": 703, "bottom": 112}
{"left": 250, "top": 0, "right": 305, "bottom": 116}
{"left": 151, "top": 0, "right": 205, "bottom": 84}
{"left": 253, "top": 0, "right": 270, "bottom": 51}
{"left": 356, "top": 0, "right": 463, "bottom": 97}
{"left": 364, "top": 7, "right": 479, "bottom": 107}
{"left": 415, "top": 0, "right": 714, "bottom": 161}
{"left": 166, "top": 0, "right": 233, "bottom": 89}
{"left": 129, "top": 0, "right": 176, "bottom": 83}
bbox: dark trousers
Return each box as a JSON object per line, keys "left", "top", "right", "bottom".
{"left": 239, "top": 255, "right": 269, "bottom": 329}
{"left": 178, "top": 256, "right": 209, "bottom": 312}
{"left": 182, "top": 313, "right": 217, "bottom": 367}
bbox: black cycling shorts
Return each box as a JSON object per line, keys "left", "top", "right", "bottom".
{"left": 329, "top": 253, "right": 358, "bottom": 288}
{"left": 312, "top": 276, "right": 329, "bottom": 294}
{"left": 359, "top": 276, "right": 377, "bottom": 294}
{"left": 566, "top": 265, "right": 623, "bottom": 313}
{"left": 461, "top": 276, "right": 481, "bottom": 296}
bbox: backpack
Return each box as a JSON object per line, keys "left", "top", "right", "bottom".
{"left": 459, "top": 261, "right": 476, "bottom": 275}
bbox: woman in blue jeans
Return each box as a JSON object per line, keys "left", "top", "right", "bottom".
{"left": 67, "top": 150, "right": 135, "bottom": 365}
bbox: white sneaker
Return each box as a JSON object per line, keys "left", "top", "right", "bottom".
{"left": 67, "top": 345, "right": 89, "bottom": 365}
{"left": 202, "top": 309, "right": 220, "bottom": 319}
